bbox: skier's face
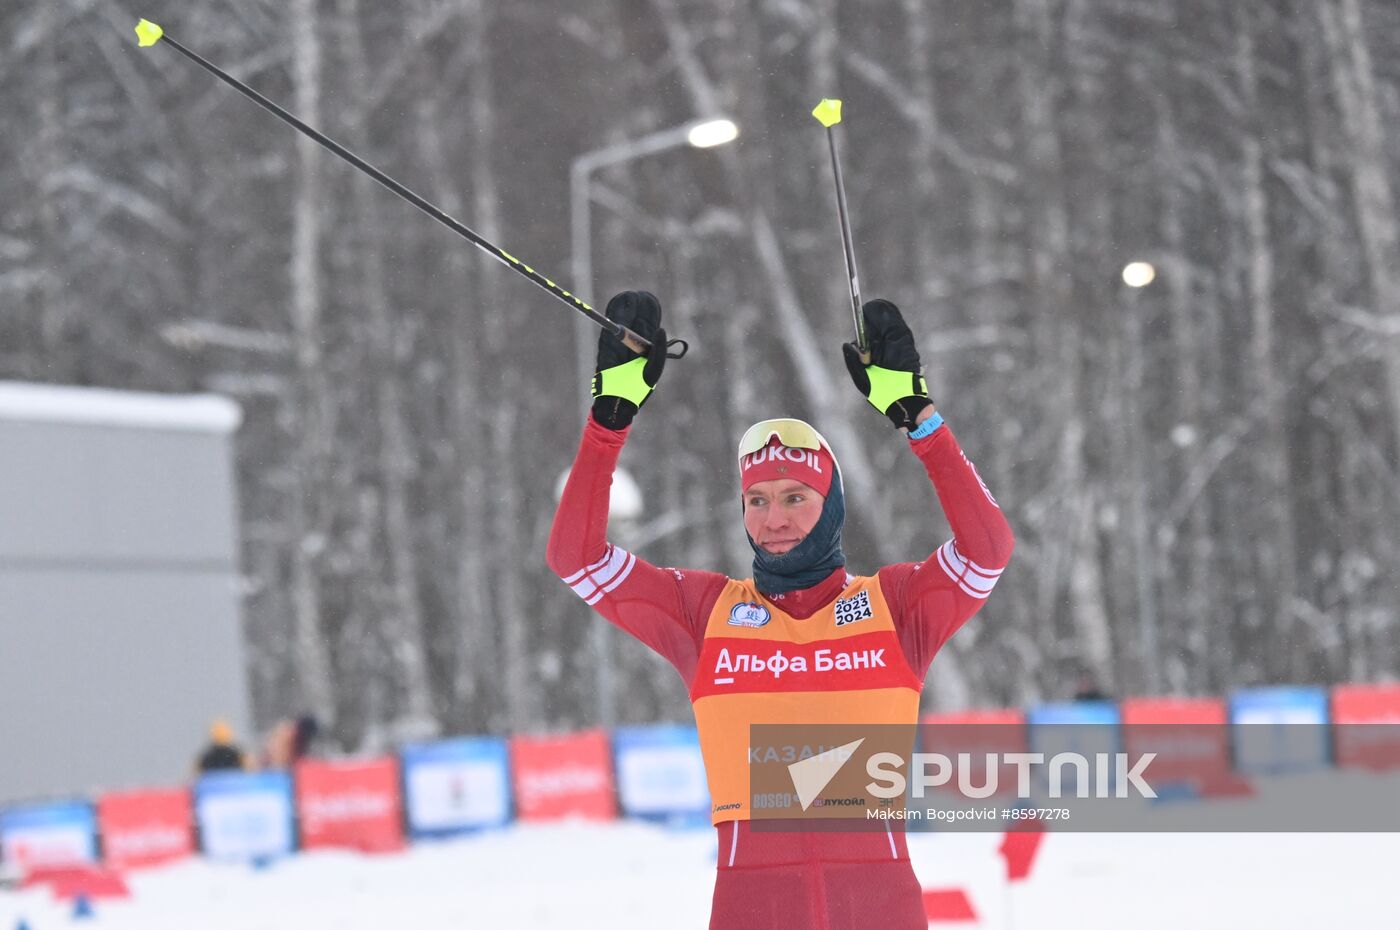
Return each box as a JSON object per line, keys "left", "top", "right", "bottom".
{"left": 743, "top": 478, "right": 825, "bottom": 555}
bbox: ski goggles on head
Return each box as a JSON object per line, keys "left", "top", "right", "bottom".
{"left": 736, "top": 418, "right": 841, "bottom": 495}
{"left": 737, "top": 418, "right": 833, "bottom": 460}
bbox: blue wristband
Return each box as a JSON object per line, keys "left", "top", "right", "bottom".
{"left": 907, "top": 411, "right": 943, "bottom": 440}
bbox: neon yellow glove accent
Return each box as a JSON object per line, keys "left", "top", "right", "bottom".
{"left": 135, "top": 19, "right": 164, "bottom": 47}
{"left": 591, "top": 358, "right": 653, "bottom": 407}
{"left": 812, "top": 99, "right": 843, "bottom": 127}
{"left": 864, "top": 366, "right": 927, "bottom": 415}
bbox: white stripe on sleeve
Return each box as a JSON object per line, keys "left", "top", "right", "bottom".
{"left": 934, "top": 539, "right": 1003, "bottom": 599}
{"left": 565, "top": 545, "right": 637, "bottom": 605}
{"left": 588, "top": 551, "right": 636, "bottom": 605}
{"left": 562, "top": 547, "right": 614, "bottom": 586}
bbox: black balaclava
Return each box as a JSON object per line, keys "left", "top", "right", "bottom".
{"left": 747, "top": 462, "right": 847, "bottom": 596}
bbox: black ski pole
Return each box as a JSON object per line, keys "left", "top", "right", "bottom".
{"left": 812, "top": 98, "right": 868, "bottom": 362}
{"left": 134, "top": 19, "right": 685, "bottom": 359}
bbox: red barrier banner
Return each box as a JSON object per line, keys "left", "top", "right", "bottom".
{"left": 919, "top": 709, "right": 1027, "bottom": 798}
{"left": 1121, "top": 697, "right": 1227, "bottom": 726}
{"left": 1332, "top": 684, "right": 1400, "bottom": 769}
{"left": 920, "top": 709, "right": 1027, "bottom": 732}
{"left": 1332, "top": 684, "right": 1400, "bottom": 723}
{"left": 295, "top": 757, "right": 404, "bottom": 852}
{"left": 510, "top": 730, "right": 616, "bottom": 821}
{"left": 96, "top": 788, "right": 193, "bottom": 869}
{"left": 1121, "top": 698, "right": 1234, "bottom": 791}
{"left": 22, "top": 866, "right": 131, "bottom": 900}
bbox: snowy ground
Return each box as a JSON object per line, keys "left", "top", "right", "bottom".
{"left": 3, "top": 823, "right": 1399, "bottom": 930}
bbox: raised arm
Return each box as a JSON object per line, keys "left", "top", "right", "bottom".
{"left": 879, "top": 417, "right": 1013, "bottom": 677}
{"left": 546, "top": 292, "right": 727, "bottom": 688}
{"left": 842, "top": 299, "right": 1015, "bottom": 679}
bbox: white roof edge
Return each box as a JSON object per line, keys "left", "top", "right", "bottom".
{"left": 0, "top": 381, "right": 243, "bottom": 433}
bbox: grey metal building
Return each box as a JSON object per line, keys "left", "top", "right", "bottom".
{"left": 0, "top": 382, "right": 251, "bottom": 804}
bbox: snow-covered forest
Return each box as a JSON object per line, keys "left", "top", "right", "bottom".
{"left": 3, "top": 0, "right": 1397, "bottom": 749}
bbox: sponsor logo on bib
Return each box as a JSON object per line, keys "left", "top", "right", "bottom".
{"left": 728, "top": 602, "right": 772, "bottom": 628}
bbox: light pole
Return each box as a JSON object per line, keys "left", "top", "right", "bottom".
{"left": 569, "top": 117, "right": 738, "bottom": 412}
{"left": 568, "top": 117, "right": 738, "bottom": 728}
{"left": 1122, "top": 261, "right": 1161, "bottom": 693}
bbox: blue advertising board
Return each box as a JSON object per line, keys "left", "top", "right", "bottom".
{"left": 612, "top": 725, "right": 710, "bottom": 827}
{"left": 1026, "top": 702, "right": 1122, "bottom": 796}
{"left": 0, "top": 800, "right": 97, "bottom": 867}
{"left": 1027, "top": 701, "right": 1122, "bottom": 751}
{"left": 401, "top": 737, "right": 511, "bottom": 838}
{"left": 194, "top": 770, "right": 295, "bottom": 861}
{"left": 1229, "top": 686, "right": 1330, "bottom": 774}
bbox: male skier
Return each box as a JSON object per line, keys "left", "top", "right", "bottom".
{"left": 548, "top": 291, "right": 1013, "bottom": 929}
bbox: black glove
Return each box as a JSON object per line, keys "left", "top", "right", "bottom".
{"left": 842, "top": 299, "right": 932, "bottom": 430}
{"left": 591, "top": 290, "right": 667, "bottom": 430}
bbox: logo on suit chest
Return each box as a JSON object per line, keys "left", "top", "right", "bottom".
{"left": 728, "top": 602, "right": 772, "bottom": 628}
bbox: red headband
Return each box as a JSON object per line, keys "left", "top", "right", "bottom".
{"left": 739, "top": 437, "right": 834, "bottom": 496}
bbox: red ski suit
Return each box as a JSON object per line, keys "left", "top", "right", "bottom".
{"left": 548, "top": 415, "right": 1013, "bottom": 930}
